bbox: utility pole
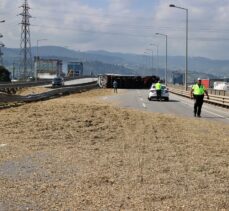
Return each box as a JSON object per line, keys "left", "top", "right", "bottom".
{"left": 0, "top": 22, "right": 5, "bottom": 66}
{"left": 35, "top": 39, "right": 47, "bottom": 81}
{"left": 146, "top": 49, "right": 154, "bottom": 71}
{"left": 19, "top": 0, "right": 33, "bottom": 80}
{"left": 150, "top": 43, "right": 159, "bottom": 73}
{"left": 12, "top": 62, "right": 16, "bottom": 79}
{"left": 155, "top": 33, "right": 168, "bottom": 85}
{"left": 170, "top": 4, "right": 189, "bottom": 90}
{"left": 0, "top": 44, "right": 4, "bottom": 66}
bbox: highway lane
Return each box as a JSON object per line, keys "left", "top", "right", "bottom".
{"left": 42, "top": 77, "right": 97, "bottom": 88}
{"left": 64, "top": 78, "right": 97, "bottom": 86}
{"left": 104, "top": 89, "right": 229, "bottom": 124}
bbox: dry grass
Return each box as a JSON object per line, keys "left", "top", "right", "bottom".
{"left": 0, "top": 88, "right": 228, "bottom": 210}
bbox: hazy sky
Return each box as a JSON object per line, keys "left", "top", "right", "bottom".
{"left": 1, "top": 0, "right": 229, "bottom": 59}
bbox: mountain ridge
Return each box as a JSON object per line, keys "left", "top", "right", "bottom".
{"left": 1, "top": 46, "right": 229, "bottom": 77}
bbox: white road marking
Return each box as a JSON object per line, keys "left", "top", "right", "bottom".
{"left": 0, "top": 144, "right": 7, "bottom": 148}
{"left": 203, "top": 109, "right": 228, "bottom": 119}
{"left": 172, "top": 94, "right": 229, "bottom": 120}
{"left": 203, "top": 104, "right": 229, "bottom": 116}
{"left": 142, "top": 103, "right": 146, "bottom": 108}
{"left": 140, "top": 98, "right": 144, "bottom": 102}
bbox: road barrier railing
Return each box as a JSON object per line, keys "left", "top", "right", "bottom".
{"left": 0, "top": 76, "right": 98, "bottom": 94}
{"left": 0, "top": 81, "right": 98, "bottom": 108}
{"left": 207, "top": 88, "right": 229, "bottom": 96}
{"left": 168, "top": 87, "right": 229, "bottom": 108}
{"left": 0, "top": 80, "right": 52, "bottom": 94}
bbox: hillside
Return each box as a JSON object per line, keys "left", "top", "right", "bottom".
{"left": 2, "top": 46, "right": 229, "bottom": 78}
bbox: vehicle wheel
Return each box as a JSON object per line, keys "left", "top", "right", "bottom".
{"left": 165, "top": 97, "right": 169, "bottom": 101}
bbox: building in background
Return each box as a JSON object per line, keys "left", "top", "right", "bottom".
{"left": 168, "top": 71, "right": 184, "bottom": 85}
{"left": 35, "top": 58, "right": 64, "bottom": 79}
{"left": 67, "top": 62, "right": 83, "bottom": 77}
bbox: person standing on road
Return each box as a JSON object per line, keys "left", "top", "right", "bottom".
{"left": 113, "top": 80, "right": 118, "bottom": 93}
{"left": 155, "top": 80, "right": 162, "bottom": 101}
{"left": 190, "top": 78, "right": 209, "bottom": 117}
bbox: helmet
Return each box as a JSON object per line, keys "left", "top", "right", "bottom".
{"left": 197, "top": 77, "right": 201, "bottom": 81}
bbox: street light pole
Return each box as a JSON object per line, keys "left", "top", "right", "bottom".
{"left": 169, "top": 4, "right": 188, "bottom": 90}
{"left": 146, "top": 49, "right": 154, "bottom": 71}
{"left": 150, "top": 43, "right": 159, "bottom": 73}
{"left": 0, "top": 43, "right": 4, "bottom": 66}
{"left": 36, "top": 39, "right": 47, "bottom": 81}
{"left": 144, "top": 52, "right": 150, "bottom": 68}
{"left": 155, "top": 33, "right": 167, "bottom": 85}
{"left": 0, "top": 20, "right": 5, "bottom": 66}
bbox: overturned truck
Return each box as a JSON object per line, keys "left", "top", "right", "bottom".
{"left": 98, "top": 74, "right": 160, "bottom": 89}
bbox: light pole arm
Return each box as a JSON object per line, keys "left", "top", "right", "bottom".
{"left": 169, "top": 4, "right": 187, "bottom": 11}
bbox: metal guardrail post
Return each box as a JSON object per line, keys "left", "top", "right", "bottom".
{"left": 168, "top": 85, "right": 229, "bottom": 108}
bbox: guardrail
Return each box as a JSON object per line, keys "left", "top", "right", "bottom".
{"left": 0, "top": 80, "right": 51, "bottom": 89}
{"left": 168, "top": 84, "right": 229, "bottom": 96}
{"left": 207, "top": 88, "right": 229, "bottom": 96}
{"left": 0, "top": 80, "right": 52, "bottom": 94}
{"left": 0, "top": 81, "right": 98, "bottom": 109}
{"left": 0, "top": 76, "right": 97, "bottom": 94}
{"left": 168, "top": 87, "right": 229, "bottom": 108}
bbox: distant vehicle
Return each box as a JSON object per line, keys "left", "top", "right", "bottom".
{"left": 148, "top": 84, "right": 169, "bottom": 101}
{"left": 11, "top": 78, "right": 19, "bottom": 83}
{"left": 26, "top": 76, "right": 35, "bottom": 82}
{"left": 52, "top": 77, "right": 64, "bottom": 87}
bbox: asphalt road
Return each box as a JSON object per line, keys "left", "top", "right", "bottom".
{"left": 64, "top": 78, "right": 97, "bottom": 86}
{"left": 43, "top": 78, "right": 97, "bottom": 88}
{"left": 104, "top": 89, "right": 229, "bottom": 124}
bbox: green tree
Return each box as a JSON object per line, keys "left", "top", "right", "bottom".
{"left": 0, "top": 66, "right": 11, "bottom": 82}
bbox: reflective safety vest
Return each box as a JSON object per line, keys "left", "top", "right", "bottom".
{"left": 155, "top": 82, "right": 161, "bottom": 90}
{"left": 192, "top": 84, "right": 206, "bottom": 95}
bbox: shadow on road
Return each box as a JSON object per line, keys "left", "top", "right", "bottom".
{"left": 149, "top": 100, "right": 179, "bottom": 103}
{"left": 166, "top": 100, "right": 179, "bottom": 103}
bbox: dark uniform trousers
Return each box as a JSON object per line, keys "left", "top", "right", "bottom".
{"left": 156, "top": 90, "right": 161, "bottom": 100}
{"left": 193, "top": 94, "right": 204, "bottom": 116}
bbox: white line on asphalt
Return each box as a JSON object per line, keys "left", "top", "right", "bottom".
{"left": 142, "top": 103, "right": 146, "bottom": 108}
{"left": 172, "top": 94, "right": 229, "bottom": 120}
{"left": 203, "top": 109, "right": 228, "bottom": 119}
{"left": 203, "top": 104, "right": 229, "bottom": 116}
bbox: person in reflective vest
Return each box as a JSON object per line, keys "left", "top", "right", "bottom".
{"left": 190, "top": 78, "right": 209, "bottom": 117}
{"left": 155, "top": 80, "right": 162, "bottom": 101}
